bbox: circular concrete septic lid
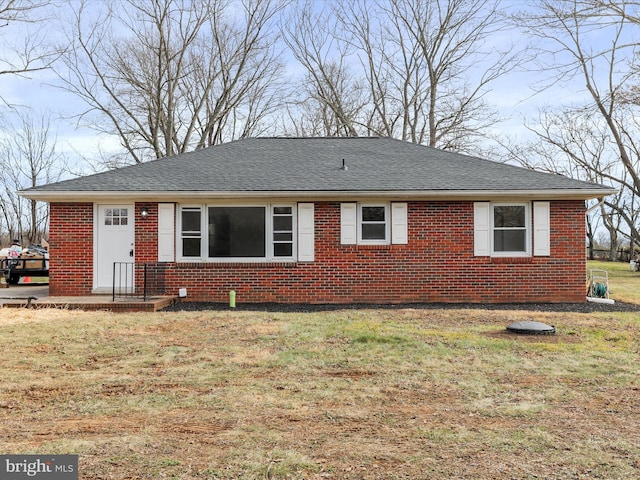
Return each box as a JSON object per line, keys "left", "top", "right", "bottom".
{"left": 506, "top": 321, "right": 556, "bottom": 335}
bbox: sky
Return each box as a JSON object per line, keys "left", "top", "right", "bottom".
{"left": 0, "top": 0, "right": 635, "bottom": 177}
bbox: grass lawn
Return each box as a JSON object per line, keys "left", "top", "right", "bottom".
{"left": 588, "top": 260, "right": 640, "bottom": 304}
{"left": 0, "top": 265, "right": 638, "bottom": 479}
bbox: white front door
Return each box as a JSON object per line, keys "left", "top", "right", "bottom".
{"left": 95, "top": 205, "right": 135, "bottom": 291}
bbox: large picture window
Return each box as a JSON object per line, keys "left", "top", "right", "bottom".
{"left": 209, "top": 206, "right": 265, "bottom": 258}
{"left": 178, "top": 204, "right": 296, "bottom": 261}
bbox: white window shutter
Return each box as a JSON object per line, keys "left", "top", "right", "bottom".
{"left": 533, "top": 201, "right": 551, "bottom": 256}
{"left": 474, "top": 202, "right": 491, "bottom": 256}
{"left": 341, "top": 203, "right": 357, "bottom": 245}
{"left": 297, "top": 203, "right": 315, "bottom": 262}
{"left": 391, "top": 202, "right": 408, "bottom": 244}
{"left": 157, "top": 203, "right": 175, "bottom": 262}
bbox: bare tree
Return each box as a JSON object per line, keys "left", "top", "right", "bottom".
{"left": 373, "top": 0, "right": 517, "bottom": 149}
{"left": 0, "top": 0, "right": 55, "bottom": 82}
{"left": 0, "top": 110, "right": 64, "bottom": 244}
{"left": 281, "top": 1, "right": 364, "bottom": 137}
{"left": 282, "top": 0, "right": 519, "bottom": 154}
{"left": 56, "top": 0, "right": 286, "bottom": 165}
{"left": 0, "top": 0, "right": 59, "bottom": 242}
{"left": 515, "top": 0, "right": 640, "bottom": 252}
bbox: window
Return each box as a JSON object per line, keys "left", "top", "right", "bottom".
{"left": 272, "top": 206, "right": 293, "bottom": 257}
{"left": 104, "top": 208, "right": 128, "bottom": 226}
{"left": 180, "top": 207, "right": 202, "bottom": 258}
{"left": 358, "top": 204, "right": 389, "bottom": 244}
{"left": 341, "top": 202, "right": 403, "bottom": 245}
{"left": 209, "top": 206, "right": 265, "bottom": 257}
{"left": 492, "top": 203, "right": 529, "bottom": 255}
{"left": 178, "top": 204, "right": 296, "bottom": 261}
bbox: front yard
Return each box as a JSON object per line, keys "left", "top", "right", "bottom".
{"left": 1, "top": 292, "right": 639, "bottom": 478}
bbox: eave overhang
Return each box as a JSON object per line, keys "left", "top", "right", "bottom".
{"left": 19, "top": 188, "right": 618, "bottom": 202}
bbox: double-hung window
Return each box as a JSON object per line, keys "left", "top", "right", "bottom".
{"left": 492, "top": 203, "right": 529, "bottom": 255}
{"left": 359, "top": 205, "right": 388, "bottom": 243}
{"left": 341, "top": 202, "right": 404, "bottom": 245}
{"left": 272, "top": 206, "right": 294, "bottom": 257}
{"left": 475, "top": 201, "right": 551, "bottom": 257}
{"left": 178, "top": 204, "right": 296, "bottom": 261}
{"left": 180, "top": 207, "right": 202, "bottom": 258}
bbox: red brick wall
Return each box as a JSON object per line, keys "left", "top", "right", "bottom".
{"left": 49, "top": 200, "right": 587, "bottom": 303}
{"left": 135, "top": 203, "right": 158, "bottom": 263}
{"left": 49, "top": 202, "right": 94, "bottom": 295}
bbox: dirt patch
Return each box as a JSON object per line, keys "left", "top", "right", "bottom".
{"left": 324, "top": 369, "right": 377, "bottom": 379}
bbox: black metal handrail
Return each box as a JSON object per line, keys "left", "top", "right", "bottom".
{"left": 112, "top": 262, "right": 135, "bottom": 301}
{"left": 112, "top": 262, "right": 168, "bottom": 301}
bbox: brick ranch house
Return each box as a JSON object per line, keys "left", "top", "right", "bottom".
{"left": 20, "top": 137, "right": 615, "bottom": 304}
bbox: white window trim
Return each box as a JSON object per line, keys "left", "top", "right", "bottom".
{"left": 270, "top": 204, "right": 297, "bottom": 261}
{"left": 490, "top": 202, "right": 531, "bottom": 257}
{"left": 178, "top": 205, "right": 203, "bottom": 261}
{"left": 357, "top": 203, "right": 391, "bottom": 245}
{"left": 176, "top": 203, "right": 298, "bottom": 262}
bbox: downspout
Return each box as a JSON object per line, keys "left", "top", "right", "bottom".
{"left": 585, "top": 197, "right": 605, "bottom": 214}
{"left": 585, "top": 197, "right": 605, "bottom": 261}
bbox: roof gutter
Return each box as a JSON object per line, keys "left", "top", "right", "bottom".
{"left": 19, "top": 188, "right": 618, "bottom": 203}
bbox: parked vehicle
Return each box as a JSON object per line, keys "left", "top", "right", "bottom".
{"left": 1, "top": 244, "right": 49, "bottom": 285}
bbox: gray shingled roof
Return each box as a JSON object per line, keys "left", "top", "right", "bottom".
{"left": 21, "top": 137, "right": 614, "bottom": 199}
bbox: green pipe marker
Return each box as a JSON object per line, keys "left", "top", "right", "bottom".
{"left": 229, "top": 290, "right": 236, "bottom": 308}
